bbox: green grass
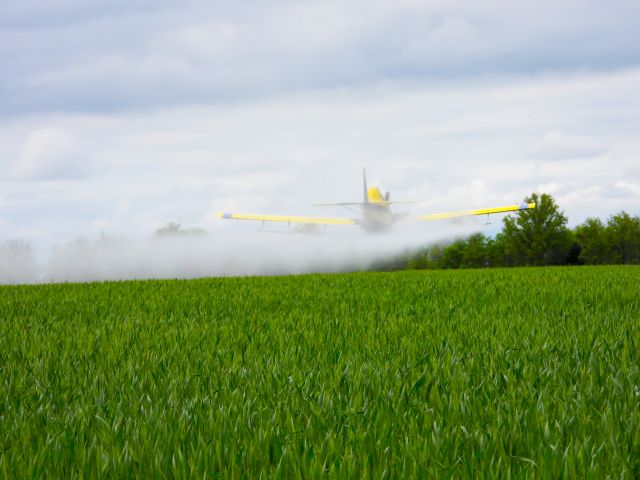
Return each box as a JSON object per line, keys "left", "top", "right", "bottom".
{"left": 1, "top": 267, "right": 639, "bottom": 478}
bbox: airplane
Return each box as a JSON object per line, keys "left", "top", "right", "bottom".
{"left": 216, "top": 169, "right": 536, "bottom": 233}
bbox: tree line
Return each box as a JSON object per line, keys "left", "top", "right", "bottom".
{"left": 378, "top": 193, "right": 640, "bottom": 270}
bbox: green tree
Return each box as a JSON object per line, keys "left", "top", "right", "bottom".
{"left": 461, "top": 233, "right": 489, "bottom": 268}
{"left": 440, "top": 239, "right": 465, "bottom": 269}
{"left": 486, "top": 233, "right": 510, "bottom": 267}
{"left": 575, "top": 217, "right": 608, "bottom": 264}
{"left": 427, "top": 243, "right": 446, "bottom": 269}
{"left": 502, "top": 193, "right": 571, "bottom": 266}
{"left": 606, "top": 211, "right": 640, "bottom": 264}
{"left": 406, "top": 250, "right": 428, "bottom": 270}
{"left": 564, "top": 229, "right": 583, "bottom": 265}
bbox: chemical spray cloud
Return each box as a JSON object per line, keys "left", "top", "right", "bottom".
{"left": 0, "top": 223, "right": 480, "bottom": 284}
{"left": 0, "top": 240, "right": 39, "bottom": 284}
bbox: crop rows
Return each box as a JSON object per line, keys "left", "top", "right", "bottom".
{"left": 1, "top": 267, "right": 639, "bottom": 477}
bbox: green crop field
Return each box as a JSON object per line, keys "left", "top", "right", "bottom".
{"left": 1, "top": 267, "right": 639, "bottom": 478}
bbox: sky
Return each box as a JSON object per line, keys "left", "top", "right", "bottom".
{"left": 1, "top": 0, "right": 640, "bottom": 253}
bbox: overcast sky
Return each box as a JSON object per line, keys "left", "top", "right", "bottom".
{"left": 1, "top": 0, "right": 640, "bottom": 250}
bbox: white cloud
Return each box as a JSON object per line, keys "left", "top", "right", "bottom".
{"left": 171, "top": 22, "right": 239, "bottom": 59}
{"left": 537, "top": 182, "right": 563, "bottom": 194}
{"left": 529, "top": 130, "right": 608, "bottom": 160}
{"left": 12, "top": 127, "right": 90, "bottom": 180}
{"left": 616, "top": 181, "right": 640, "bottom": 196}
{"left": 2, "top": 0, "right": 640, "bottom": 115}
{"left": 556, "top": 186, "right": 603, "bottom": 205}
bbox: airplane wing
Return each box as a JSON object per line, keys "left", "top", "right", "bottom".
{"left": 216, "top": 212, "right": 357, "bottom": 225}
{"left": 414, "top": 202, "right": 536, "bottom": 221}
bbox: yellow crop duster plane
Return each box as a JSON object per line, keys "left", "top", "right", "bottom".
{"left": 217, "top": 169, "right": 535, "bottom": 233}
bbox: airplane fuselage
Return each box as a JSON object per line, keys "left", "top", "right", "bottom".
{"left": 361, "top": 203, "right": 394, "bottom": 232}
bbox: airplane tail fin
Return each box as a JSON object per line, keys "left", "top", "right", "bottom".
{"left": 312, "top": 168, "right": 416, "bottom": 206}
{"left": 363, "top": 168, "right": 368, "bottom": 204}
